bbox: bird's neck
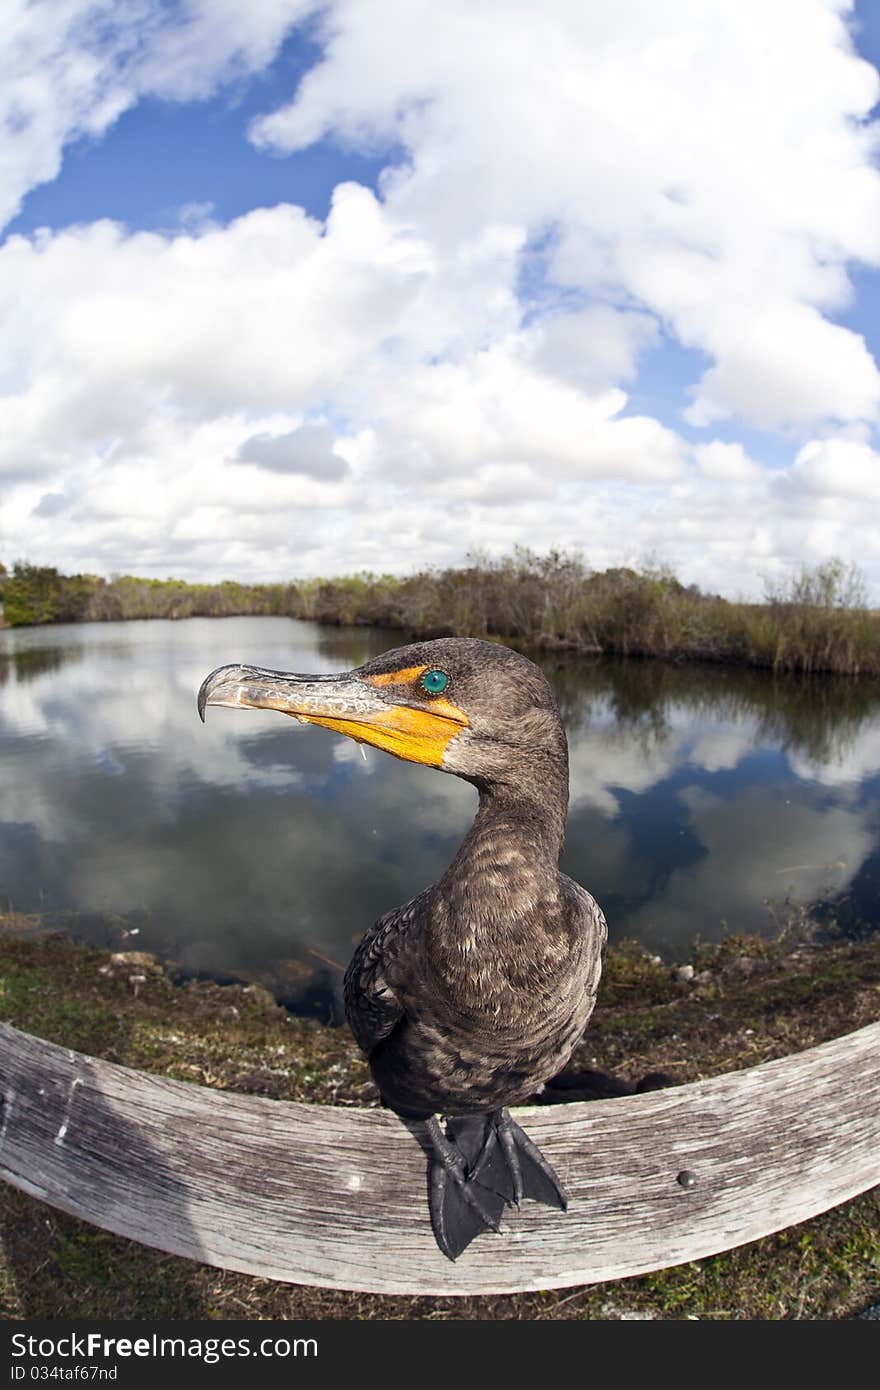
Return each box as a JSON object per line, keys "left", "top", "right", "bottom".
{"left": 438, "top": 760, "right": 569, "bottom": 911}
{"left": 477, "top": 775, "right": 568, "bottom": 858}
{"left": 427, "top": 766, "right": 571, "bottom": 1009}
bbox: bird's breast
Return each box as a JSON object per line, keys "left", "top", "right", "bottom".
{"left": 411, "top": 908, "right": 592, "bottom": 1038}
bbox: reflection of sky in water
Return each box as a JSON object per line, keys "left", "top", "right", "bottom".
{"left": 1, "top": 617, "right": 879, "bottom": 1017}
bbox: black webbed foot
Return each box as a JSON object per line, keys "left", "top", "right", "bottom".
{"left": 425, "top": 1110, "right": 567, "bottom": 1260}
{"left": 425, "top": 1115, "right": 506, "bottom": 1261}
{"left": 489, "top": 1108, "right": 567, "bottom": 1210}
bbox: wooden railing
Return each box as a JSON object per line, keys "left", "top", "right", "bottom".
{"left": 0, "top": 1020, "right": 877, "bottom": 1295}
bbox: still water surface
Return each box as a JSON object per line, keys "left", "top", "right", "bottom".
{"left": 2, "top": 617, "right": 879, "bottom": 1018}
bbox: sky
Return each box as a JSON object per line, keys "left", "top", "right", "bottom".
{"left": 2, "top": 0, "right": 880, "bottom": 599}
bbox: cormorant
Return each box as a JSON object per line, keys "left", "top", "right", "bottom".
{"left": 198, "top": 637, "right": 607, "bottom": 1259}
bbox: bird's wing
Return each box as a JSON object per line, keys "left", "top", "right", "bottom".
{"left": 561, "top": 874, "right": 608, "bottom": 972}
{"left": 343, "top": 896, "right": 423, "bottom": 1056}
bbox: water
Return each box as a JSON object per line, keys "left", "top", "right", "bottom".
{"left": 2, "top": 616, "right": 879, "bottom": 1019}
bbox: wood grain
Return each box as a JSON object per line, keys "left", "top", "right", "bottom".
{"left": 0, "top": 1020, "right": 877, "bottom": 1295}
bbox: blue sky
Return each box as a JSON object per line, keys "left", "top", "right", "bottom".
{"left": 2, "top": 0, "right": 880, "bottom": 597}
{"left": 5, "top": 29, "right": 389, "bottom": 236}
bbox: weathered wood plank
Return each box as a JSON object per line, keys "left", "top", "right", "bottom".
{"left": 0, "top": 1020, "right": 878, "bottom": 1294}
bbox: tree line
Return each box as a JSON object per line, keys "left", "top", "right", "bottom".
{"left": 0, "top": 552, "right": 877, "bottom": 676}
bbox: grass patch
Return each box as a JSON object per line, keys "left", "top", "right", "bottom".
{"left": 0, "top": 917, "right": 878, "bottom": 1320}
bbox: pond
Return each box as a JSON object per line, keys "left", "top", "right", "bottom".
{"left": 2, "top": 616, "right": 879, "bottom": 1019}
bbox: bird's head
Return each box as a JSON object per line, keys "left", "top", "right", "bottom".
{"left": 198, "top": 636, "right": 566, "bottom": 789}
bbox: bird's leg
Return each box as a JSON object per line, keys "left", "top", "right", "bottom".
{"left": 491, "top": 1109, "right": 525, "bottom": 1206}
{"left": 425, "top": 1115, "right": 506, "bottom": 1261}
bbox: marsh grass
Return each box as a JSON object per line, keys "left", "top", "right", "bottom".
{"left": 2, "top": 552, "right": 878, "bottom": 676}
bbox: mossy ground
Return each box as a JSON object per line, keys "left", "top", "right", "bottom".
{"left": 0, "top": 914, "right": 878, "bottom": 1320}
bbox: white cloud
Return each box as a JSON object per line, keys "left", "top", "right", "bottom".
{"left": 235, "top": 424, "right": 349, "bottom": 478}
{"left": 0, "top": 184, "right": 428, "bottom": 501}
{"left": 694, "top": 441, "right": 764, "bottom": 485}
{"left": 254, "top": 0, "right": 880, "bottom": 432}
{"left": 351, "top": 339, "right": 687, "bottom": 483}
{"left": 529, "top": 307, "right": 660, "bottom": 392}
{"left": 2, "top": 1, "right": 880, "bottom": 596}
{"left": 0, "top": 0, "right": 316, "bottom": 231}
{"left": 0, "top": 185, "right": 429, "bottom": 438}
{"left": 789, "top": 436, "right": 880, "bottom": 502}
{"left": 683, "top": 303, "right": 880, "bottom": 428}
{"left": 0, "top": 183, "right": 690, "bottom": 580}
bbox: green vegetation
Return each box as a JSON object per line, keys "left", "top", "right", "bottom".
{"left": 0, "top": 563, "right": 100, "bottom": 627}
{"left": 0, "top": 916, "right": 878, "bottom": 1319}
{"left": 0, "top": 563, "right": 299, "bottom": 627}
{"left": 1, "top": 552, "right": 879, "bottom": 675}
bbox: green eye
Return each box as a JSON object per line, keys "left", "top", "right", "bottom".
{"left": 421, "top": 669, "right": 448, "bottom": 695}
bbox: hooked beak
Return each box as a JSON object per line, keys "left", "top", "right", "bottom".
{"left": 197, "top": 663, "right": 468, "bottom": 769}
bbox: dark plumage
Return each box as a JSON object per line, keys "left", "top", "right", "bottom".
{"left": 199, "top": 636, "right": 606, "bottom": 1259}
